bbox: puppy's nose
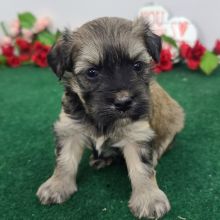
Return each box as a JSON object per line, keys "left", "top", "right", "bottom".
{"left": 114, "top": 91, "right": 132, "bottom": 112}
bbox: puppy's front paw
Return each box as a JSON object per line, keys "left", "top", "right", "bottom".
{"left": 36, "top": 176, "right": 77, "bottom": 205}
{"left": 129, "top": 188, "right": 170, "bottom": 219}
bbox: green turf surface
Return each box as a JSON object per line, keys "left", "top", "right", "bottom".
{"left": 0, "top": 65, "right": 220, "bottom": 220}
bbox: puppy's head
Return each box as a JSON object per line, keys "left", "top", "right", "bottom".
{"left": 48, "top": 17, "right": 161, "bottom": 125}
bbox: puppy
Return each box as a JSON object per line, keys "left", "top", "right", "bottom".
{"left": 37, "top": 17, "right": 184, "bottom": 219}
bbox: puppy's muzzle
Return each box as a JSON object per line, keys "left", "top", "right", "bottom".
{"left": 114, "top": 90, "right": 133, "bottom": 112}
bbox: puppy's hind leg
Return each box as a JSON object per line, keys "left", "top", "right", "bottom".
{"left": 152, "top": 134, "right": 177, "bottom": 166}
{"left": 37, "top": 113, "right": 87, "bottom": 205}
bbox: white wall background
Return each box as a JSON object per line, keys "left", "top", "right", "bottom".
{"left": 1, "top": 0, "right": 220, "bottom": 49}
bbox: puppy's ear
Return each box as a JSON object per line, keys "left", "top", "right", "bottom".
{"left": 133, "top": 18, "right": 162, "bottom": 63}
{"left": 47, "top": 29, "right": 74, "bottom": 79}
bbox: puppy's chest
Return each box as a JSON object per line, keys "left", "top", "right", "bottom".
{"left": 89, "top": 120, "right": 155, "bottom": 156}
{"left": 90, "top": 135, "right": 120, "bottom": 156}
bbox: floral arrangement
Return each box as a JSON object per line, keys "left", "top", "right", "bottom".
{"left": 155, "top": 36, "right": 220, "bottom": 75}
{"left": 0, "top": 12, "right": 58, "bottom": 67}
{"left": 0, "top": 12, "right": 220, "bottom": 76}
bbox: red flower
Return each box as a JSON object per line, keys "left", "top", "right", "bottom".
{"left": 186, "top": 59, "right": 200, "bottom": 70}
{"left": 180, "top": 42, "right": 191, "bottom": 59}
{"left": 154, "top": 65, "right": 162, "bottom": 74}
{"left": 180, "top": 41, "right": 206, "bottom": 70}
{"left": 33, "top": 41, "right": 47, "bottom": 51}
{"left": 191, "top": 41, "right": 206, "bottom": 60}
{"left": 31, "top": 41, "right": 50, "bottom": 67}
{"left": 6, "top": 55, "right": 21, "bottom": 67}
{"left": 16, "top": 38, "right": 31, "bottom": 53}
{"left": 19, "top": 54, "right": 30, "bottom": 62}
{"left": 31, "top": 52, "right": 48, "bottom": 67}
{"left": 2, "top": 45, "right": 14, "bottom": 57}
{"left": 213, "top": 40, "right": 220, "bottom": 55}
{"left": 154, "top": 49, "right": 173, "bottom": 73}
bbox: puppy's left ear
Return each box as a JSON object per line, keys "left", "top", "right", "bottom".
{"left": 133, "top": 18, "right": 162, "bottom": 63}
{"left": 47, "top": 29, "right": 74, "bottom": 79}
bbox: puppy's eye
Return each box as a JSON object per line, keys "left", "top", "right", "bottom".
{"left": 86, "top": 68, "right": 98, "bottom": 79}
{"left": 133, "top": 61, "right": 144, "bottom": 72}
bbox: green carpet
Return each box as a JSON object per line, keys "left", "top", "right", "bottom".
{"left": 0, "top": 65, "right": 220, "bottom": 220}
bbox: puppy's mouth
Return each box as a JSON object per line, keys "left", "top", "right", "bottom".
{"left": 91, "top": 100, "right": 148, "bottom": 126}
{"left": 110, "top": 102, "right": 134, "bottom": 117}
{"left": 108, "top": 101, "right": 146, "bottom": 120}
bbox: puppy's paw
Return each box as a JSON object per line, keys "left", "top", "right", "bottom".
{"left": 89, "top": 155, "right": 113, "bottom": 169}
{"left": 129, "top": 188, "right": 170, "bottom": 219}
{"left": 36, "top": 176, "right": 77, "bottom": 205}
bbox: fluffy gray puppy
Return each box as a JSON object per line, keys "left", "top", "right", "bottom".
{"left": 37, "top": 17, "right": 184, "bottom": 219}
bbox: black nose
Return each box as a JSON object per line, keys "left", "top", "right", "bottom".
{"left": 114, "top": 97, "right": 132, "bottom": 112}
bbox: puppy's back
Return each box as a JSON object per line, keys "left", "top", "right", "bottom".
{"left": 149, "top": 81, "right": 184, "bottom": 158}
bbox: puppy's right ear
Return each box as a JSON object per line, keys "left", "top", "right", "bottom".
{"left": 47, "top": 29, "right": 74, "bottom": 79}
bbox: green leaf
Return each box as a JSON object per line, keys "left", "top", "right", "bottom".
{"left": 55, "top": 30, "right": 61, "bottom": 40}
{"left": 162, "top": 35, "right": 178, "bottom": 48}
{"left": 36, "top": 31, "right": 56, "bottom": 45}
{"left": 200, "top": 51, "right": 219, "bottom": 75}
{"left": 0, "top": 22, "right": 9, "bottom": 36}
{"left": 0, "top": 55, "right": 7, "bottom": 65}
{"left": 18, "top": 12, "right": 36, "bottom": 29}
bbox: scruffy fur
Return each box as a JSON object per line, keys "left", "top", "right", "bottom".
{"left": 37, "top": 17, "right": 184, "bottom": 219}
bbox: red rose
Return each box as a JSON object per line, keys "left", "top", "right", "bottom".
{"left": 154, "top": 49, "right": 173, "bottom": 73}
{"left": 31, "top": 41, "right": 50, "bottom": 67}
{"left": 19, "top": 54, "right": 30, "bottom": 62}
{"left": 191, "top": 41, "right": 206, "bottom": 60}
{"left": 186, "top": 59, "right": 200, "bottom": 70}
{"left": 180, "top": 42, "right": 191, "bottom": 58}
{"left": 180, "top": 41, "right": 206, "bottom": 70}
{"left": 160, "top": 49, "right": 173, "bottom": 71}
{"left": 32, "top": 45, "right": 50, "bottom": 67}
{"left": 32, "top": 51, "right": 48, "bottom": 67}
{"left": 180, "top": 41, "right": 205, "bottom": 60}
{"left": 2, "top": 45, "right": 14, "bottom": 57}
{"left": 154, "top": 65, "right": 162, "bottom": 74}
{"left": 33, "top": 41, "right": 47, "bottom": 52}
{"left": 213, "top": 40, "right": 220, "bottom": 55}
{"left": 16, "top": 38, "right": 31, "bottom": 53}
{"left": 7, "top": 55, "right": 21, "bottom": 67}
